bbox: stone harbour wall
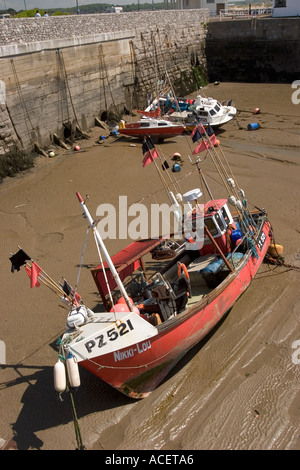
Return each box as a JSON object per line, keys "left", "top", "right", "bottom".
{"left": 0, "top": 11, "right": 209, "bottom": 155}
{"left": 206, "top": 17, "right": 300, "bottom": 83}
{"left": 1, "top": 13, "right": 298, "bottom": 158}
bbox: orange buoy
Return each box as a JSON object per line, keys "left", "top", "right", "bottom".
{"left": 267, "top": 244, "right": 284, "bottom": 257}
{"left": 177, "top": 262, "right": 189, "bottom": 280}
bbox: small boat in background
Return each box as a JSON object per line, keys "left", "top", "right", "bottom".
{"left": 118, "top": 118, "right": 186, "bottom": 143}
{"left": 168, "top": 95, "right": 237, "bottom": 129}
{"left": 145, "top": 93, "right": 236, "bottom": 130}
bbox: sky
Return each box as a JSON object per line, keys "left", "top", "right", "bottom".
{"left": 1, "top": 0, "right": 145, "bottom": 11}
{"left": 1, "top": 0, "right": 256, "bottom": 12}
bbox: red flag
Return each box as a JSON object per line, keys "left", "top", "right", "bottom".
{"left": 73, "top": 292, "right": 81, "bottom": 306}
{"left": 142, "top": 148, "right": 160, "bottom": 167}
{"left": 192, "top": 140, "right": 210, "bottom": 155}
{"left": 208, "top": 134, "right": 219, "bottom": 147}
{"left": 25, "top": 262, "right": 42, "bottom": 288}
{"left": 136, "top": 108, "right": 161, "bottom": 118}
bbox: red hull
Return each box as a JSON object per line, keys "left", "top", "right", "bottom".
{"left": 80, "top": 219, "right": 272, "bottom": 398}
{"left": 118, "top": 123, "right": 185, "bottom": 140}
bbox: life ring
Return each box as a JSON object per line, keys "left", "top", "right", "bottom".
{"left": 177, "top": 262, "right": 189, "bottom": 280}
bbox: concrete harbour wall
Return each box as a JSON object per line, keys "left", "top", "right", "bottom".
{"left": 206, "top": 17, "right": 300, "bottom": 83}
{"left": 0, "top": 11, "right": 209, "bottom": 156}
{"left": 0, "top": 13, "right": 299, "bottom": 157}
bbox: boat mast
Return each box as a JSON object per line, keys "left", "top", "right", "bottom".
{"left": 76, "top": 192, "right": 134, "bottom": 312}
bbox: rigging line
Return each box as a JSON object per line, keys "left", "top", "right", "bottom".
{"left": 216, "top": 144, "right": 258, "bottom": 228}
{"left": 129, "top": 40, "right": 136, "bottom": 117}
{"left": 210, "top": 142, "right": 257, "bottom": 228}
{"left": 152, "top": 192, "right": 180, "bottom": 239}
{"left": 151, "top": 32, "right": 160, "bottom": 100}
{"left": 2, "top": 95, "right": 24, "bottom": 149}
{"left": 90, "top": 167, "right": 199, "bottom": 226}
{"left": 99, "top": 43, "right": 118, "bottom": 115}
{"left": 56, "top": 49, "right": 70, "bottom": 125}
{"left": 58, "top": 49, "right": 80, "bottom": 128}
{"left": 10, "top": 59, "right": 35, "bottom": 136}
{"left": 72, "top": 225, "right": 90, "bottom": 304}
{"left": 155, "top": 143, "right": 184, "bottom": 195}
{"left": 98, "top": 43, "right": 108, "bottom": 113}
{"left": 92, "top": 228, "right": 117, "bottom": 321}
{"left": 151, "top": 31, "right": 181, "bottom": 119}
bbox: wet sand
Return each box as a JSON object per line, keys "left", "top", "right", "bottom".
{"left": 0, "top": 82, "right": 299, "bottom": 451}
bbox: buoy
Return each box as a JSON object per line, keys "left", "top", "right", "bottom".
{"left": 172, "top": 163, "right": 181, "bottom": 172}
{"left": 54, "top": 359, "right": 66, "bottom": 393}
{"left": 267, "top": 243, "right": 284, "bottom": 257}
{"left": 49, "top": 151, "right": 55, "bottom": 158}
{"left": 66, "top": 352, "right": 81, "bottom": 388}
{"left": 254, "top": 108, "right": 260, "bottom": 114}
{"left": 177, "top": 262, "right": 190, "bottom": 280}
{"left": 111, "top": 302, "right": 140, "bottom": 315}
{"left": 247, "top": 123, "right": 259, "bottom": 131}
{"left": 214, "top": 139, "right": 220, "bottom": 147}
{"left": 74, "top": 145, "right": 80, "bottom": 151}
{"left": 117, "top": 296, "right": 133, "bottom": 304}
{"left": 172, "top": 152, "right": 181, "bottom": 161}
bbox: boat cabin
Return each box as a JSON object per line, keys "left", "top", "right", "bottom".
{"left": 201, "top": 199, "right": 235, "bottom": 255}
{"left": 183, "top": 188, "right": 237, "bottom": 256}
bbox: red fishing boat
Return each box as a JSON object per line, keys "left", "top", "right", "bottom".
{"left": 10, "top": 125, "right": 276, "bottom": 400}
{"left": 118, "top": 117, "right": 186, "bottom": 142}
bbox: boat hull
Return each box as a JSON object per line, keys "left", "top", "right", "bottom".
{"left": 78, "top": 219, "right": 272, "bottom": 399}
{"left": 118, "top": 121, "right": 185, "bottom": 141}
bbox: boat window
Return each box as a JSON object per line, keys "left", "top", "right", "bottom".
{"left": 198, "top": 111, "right": 208, "bottom": 117}
{"left": 214, "top": 105, "right": 220, "bottom": 112}
{"left": 140, "top": 122, "right": 150, "bottom": 128}
{"left": 215, "top": 213, "right": 225, "bottom": 231}
{"left": 158, "top": 122, "right": 168, "bottom": 126}
{"left": 221, "top": 207, "right": 230, "bottom": 225}
{"left": 209, "top": 109, "right": 216, "bottom": 116}
{"left": 204, "top": 218, "right": 218, "bottom": 235}
{"left": 217, "top": 102, "right": 221, "bottom": 107}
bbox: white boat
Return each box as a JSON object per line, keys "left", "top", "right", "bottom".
{"left": 168, "top": 95, "right": 237, "bottom": 129}
{"left": 145, "top": 93, "right": 236, "bottom": 130}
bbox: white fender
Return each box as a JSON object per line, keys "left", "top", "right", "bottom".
{"left": 66, "top": 352, "right": 81, "bottom": 388}
{"left": 54, "top": 359, "right": 66, "bottom": 393}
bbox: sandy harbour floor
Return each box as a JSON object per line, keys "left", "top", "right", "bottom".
{"left": 0, "top": 82, "right": 299, "bottom": 452}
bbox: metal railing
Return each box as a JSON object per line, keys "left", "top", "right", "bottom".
{"left": 219, "top": 8, "right": 273, "bottom": 21}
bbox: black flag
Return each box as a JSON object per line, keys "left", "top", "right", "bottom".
{"left": 162, "top": 160, "right": 170, "bottom": 170}
{"left": 9, "top": 249, "right": 31, "bottom": 273}
{"left": 142, "top": 136, "right": 155, "bottom": 154}
{"left": 59, "top": 278, "right": 72, "bottom": 296}
{"left": 206, "top": 125, "right": 215, "bottom": 137}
